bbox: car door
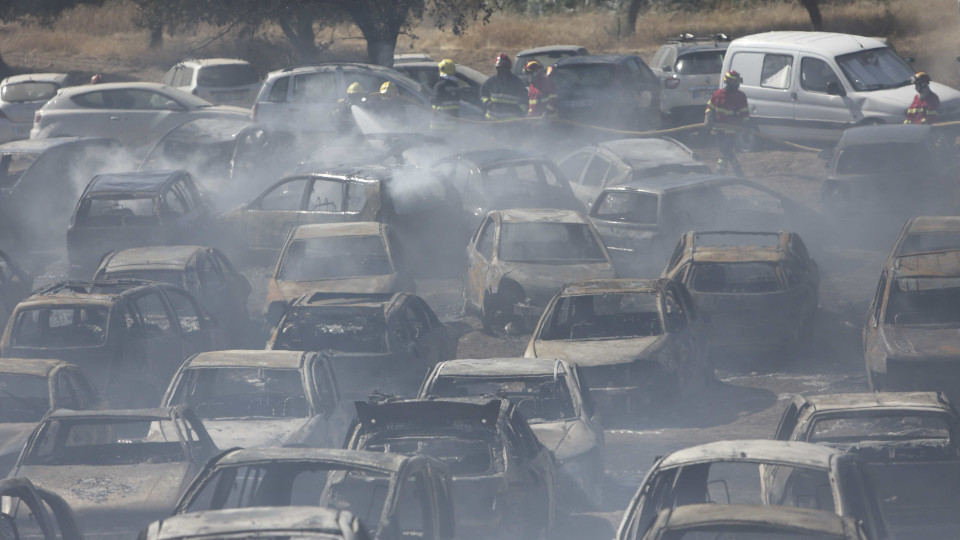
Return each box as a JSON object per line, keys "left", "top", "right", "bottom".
{"left": 289, "top": 71, "right": 340, "bottom": 132}
{"left": 466, "top": 217, "right": 497, "bottom": 310}
{"left": 161, "top": 176, "right": 202, "bottom": 242}
{"left": 58, "top": 90, "right": 116, "bottom": 139}
{"left": 66, "top": 367, "right": 102, "bottom": 409}
{"left": 245, "top": 177, "right": 311, "bottom": 250}
{"left": 127, "top": 290, "right": 186, "bottom": 394}
{"left": 773, "top": 402, "right": 801, "bottom": 441}
{"left": 395, "top": 469, "right": 439, "bottom": 540}
{"left": 402, "top": 297, "right": 441, "bottom": 367}
{"left": 163, "top": 286, "right": 217, "bottom": 355}
{"left": 557, "top": 150, "right": 592, "bottom": 190}
{"left": 299, "top": 177, "right": 368, "bottom": 226}
{"left": 195, "top": 250, "right": 234, "bottom": 324}
{"left": 310, "top": 356, "right": 348, "bottom": 440}
{"left": 793, "top": 56, "right": 858, "bottom": 141}
{"left": 575, "top": 154, "right": 613, "bottom": 209}
{"left": 384, "top": 228, "right": 415, "bottom": 292}
{"left": 662, "top": 284, "right": 697, "bottom": 390}
{"left": 727, "top": 51, "right": 797, "bottom": 139}
{"left": 101, "top": 89, "right": 175, "bottom": 148}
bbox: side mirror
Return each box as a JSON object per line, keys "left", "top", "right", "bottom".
{"left": 826, "top": 82, "right": 846, "bottom": 97}
{"left": 165, "top": 100, "right": 185, "bottom": 111}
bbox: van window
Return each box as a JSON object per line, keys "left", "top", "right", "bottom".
{"left": 729, "top": 52, "right": 764, "bottom": 87}
{"left": 800, "top": 57, "right": 842, "bottom": 94}
{"left": 761, "top": 54, "right": 793, "bottom": 89}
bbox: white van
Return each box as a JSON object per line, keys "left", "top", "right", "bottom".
{"left": 721, "top": 31, "right": 960, "bottom": 144}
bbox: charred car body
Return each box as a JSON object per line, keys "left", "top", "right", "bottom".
{"left": 0, "top": 477, "right": 85, "bottom": 540}
{"left": 525, "top": 278, "right": 708, "bottom": 415}
{"left": 0, "top": 137, "right": 123, "bottom": 252}
{"left": 0, "top": 358, "right": 101, "bottom": 477}
{"left": 418, "top": 357, "right": 603, "bottom": 508}
{"left": 268, "top": 292, "right": 458, "bottom": 399}
{"left": 662, "top": 231, "right": 819, "bottom": 354}
{"left": 10, "top": 406, "right": 218, "bottom": 540}
{"left": 345, "top": 398, "right": 557, "bottom": 538}
{"left": 161, "top": 350, "right": 348, "bottom": 449}
{"left": 636, "top": 504, "right": 869, "bottom": 540}
{"left": 463, "top": 209, "right": 616, "bottom": 333}
{"left": 173, "top": 447, "right": 455, "bottom": 540}
{"left": 889, "top": 215, "right": 960, "bottom": 258}
{"left": 616, "top": 440, "right": 892, "bottom": 540}
{"left": 864, "top": 248, "right": 960, "bottom": 393}
{"left": 67, "top": 170, "right": 213, "bottom": 275}
{"left": 775, "top": 391, "right": 960, "bottom": 537}
{"left": 0, "top": 248, "right": 31, "bottom": 327}
{"left": 1, "top": 280, "right": 221, "bottom": 408}
{"left": 142, "top": 507, "right": 371, "bottom": 540}
{"left": 93, "top": 245, "right": 251, "bottom": 343}
{"left": 264, "top": 222, "right": 414, "bottom": 319}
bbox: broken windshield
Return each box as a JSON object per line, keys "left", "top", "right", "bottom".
{"left": 809, "top": 413, "right": 951, "bottom": 444}
{"left": 886, "top": 278, "right": 960, "bottom": 326}
{"left": 690, "top": 262, "right": 782, "bottom": 294}
{"left": 23, "top": 418, "right": 199, "bottom": 466}
{"left": 169, "top": 367, "right": 308, "bottom": 419}
{"left": 279, "top": 236, "right": 391, "bottom": 281}
{"left": 429, "top": 375, "right": 577, "bottom": 422}
{"left": 12, "top": 306, "right": 110, "bottom": 348}
{"left": 541, "top": 292, "right": 662, "bottom": 340}
{"left": 499, "top": 222, "right": 607, "bottom": 264}
{"left": 273, "top": 310, "right": 388, "bottom": 353}
{"left": 363, "top": 435, "right": 497, "bottom": 476}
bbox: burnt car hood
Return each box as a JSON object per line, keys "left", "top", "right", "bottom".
{"left": 276, "top": 275, "right": 398, "bottom": 300}
{"left": 530, "top": 419, "right": 596, "bottom": 460}
{"left": 881, "top": 326, "right": 960, "bottom": 360}
{"left": 823, "top": 438, "right": 958, "bottom": 463}
{"left": 533, "top": 335, "right": 663, "bottom": 366}
{"left": 17, "top": 462, "right": 191, "bottom": 516}
{"left": 201, "top": 418, "right": 309, "bottom": 448}
{"left": 501, "top": 262, "right": 616, "bottom": 304}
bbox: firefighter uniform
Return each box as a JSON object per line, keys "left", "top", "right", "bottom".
{"left": 431, "top": 59, "right": 461, "bottom": 132}
{"left": 905, "top": 72, "right": 939, "bottom": 125}
{"left": 480, "top": 54, "right": 526, "bottom": 120}
{"left": 705, "top": 70, "right": 749, "bottom": 177}
{"left": 525, "top": 61, "right": 558, "bottom": 119}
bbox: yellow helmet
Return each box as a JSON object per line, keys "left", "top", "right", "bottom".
{"left": 438, "top": 59, "right": 456, "bottom": 76}
{"left": 380, "top": 81, "right": 398, "bottom": 98}
{"left": 347, "top": 82, "right": 364, "bottom": 96}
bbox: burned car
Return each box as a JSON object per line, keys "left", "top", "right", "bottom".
{"left": 10, "top": 406, "right": 218, "bottom": 540}
{"left": 589, "top": 174, "right": 815, "bottom": 274}
{"left": 662, "top": 231, "right": 819, "bottom": 354}
{"left": 463, "top": 209, "right": 616, "bottom": 333}
{"left": 774, "top": 391, "right": 960, "bottom": 537}
{"left": 93, "top": 245, "right": 251, "bottom": 343}
{"left": 431, "top": 149, "right": 584, "bottom": 236}
{"left": 635, "top": 504, "right": 869, "bottom": 540}
{"left": 142, "top": 507, "right": 371, "bottom": 540}
{"left": 525, "top": 278, "right": 707, "bottom": 415}
{"left": 819, "top": 124, "right": 958, "bottom": 230}
{"left": 0, "top": 477, "right": 85, "bottom": 540}
{"left": 67, "top": 170, "right": 213, "bottom": 275}
{"left": 268, "top": 292, "right": 458, "bottom": 399}
{"left": 161, "top": 350, "right": 348, "bottom": 449}
{"left": 888, "top": 215, "right": 960, "bottom": 258}
{"left": 0, "top": 358, "right": 101, "bottom": 477}
{"left": 0, "top": 248, "right": 32, "bottom": 327}
{"left": 615, "top": 440, "right": 892, "bottom": 540}
{"left": 298, "top": 133, "right": 453, "bottom": 170}
{"left": 264, "top": 222, "right": 414, "bottom": 319}
{"left": 173, "top": 447, "right": 455, "bottom": 540}
{"left": 1, "top": 280, "right": 221, "bottom": 408}
{"left": 0, "top": 137, "right": 122, "bottom": 252}
{"left": 557, "top": 137, "right": 707, "bottom": 209}
{"left": 864, "top": 248, "right": 960, "bottom": 393}
{"left": 345, "top": 398, "right": 556, "bottom": 538}
{"left": 418, "top": 357, "right": 603, "bottom": 508}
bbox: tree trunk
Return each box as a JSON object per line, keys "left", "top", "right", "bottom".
{"left": 798, "top": 0, "right": 823, "bottom": 30}
{"left": 148, "top": 23, "right": 163, "bottom": 49}
{"left": 626, "top": 0, "right": 643, "bottom": 36}
{"left": 366, "top": 38, "right": 396, "bottom": 68}
{"left": 0, "top": 52, "right": 11, "bottom": 80}
{"left": 279, "top": 17, "right": 320, "bottom": 64}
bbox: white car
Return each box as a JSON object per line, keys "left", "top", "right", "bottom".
{"left": 0, "top": 73, "right": 73, "bottom": 143}
{"left": 649, "top": 35, "right": 730, "bottom": 126}
{"left": 31, "top": 82, "right": 250, "bottom": 151}
{"left": 161, "top": 58, "right": 260, "bottom": 107}
{"left": 722, "top": 31, "right": 960, "bottom": 145}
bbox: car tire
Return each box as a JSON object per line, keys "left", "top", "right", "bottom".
{"left": 867, "top": 369, "right": 886, "bottom": 392}
{"left": 481, "top": 282, "right": 522, "bottom": 335}
{"left": 734, "top": 127, "right": 757, "bottom": 152}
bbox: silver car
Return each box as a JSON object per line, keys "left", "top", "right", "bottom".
{"left": 0, "top": 73, "right": 73, "bottom": 143}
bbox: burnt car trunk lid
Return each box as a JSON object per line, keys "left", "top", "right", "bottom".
{"left": 533, "top": 335, "right": 662, "bottom": 366}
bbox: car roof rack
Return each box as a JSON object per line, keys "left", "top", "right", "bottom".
{"left": 666, "top": 33, "right": 730, "bottom": 44}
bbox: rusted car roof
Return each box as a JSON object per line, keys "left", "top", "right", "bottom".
{"left": 431, "top": 357, "right": 569, "bottom": 378}
{"left": 837, "top": 124, "right": 932, "bottom": 147}
{"left": 892, "top": 249, "right": 960, "bottom": 277}
{"left": 905, "top": 216, "right": 960, "bottom": 233}
{"left": 0, "top": 358, "right": 74, "bottom": 378}
{"left": 792, "top": 391, "right": 950, "bottom": 413}
{"left": 184, "top": 350, "right": 309, "bottom": 370}
{"left": 101, "top": 245, "right": 205, "bottom": 272}
{"left": 558, "top": 278, "right": 663, "bottom": 296}
{"left": 19, "top": 280, "right": 158, "bottom": 308}
{"left": 45, "top": 406, "right": 187, "bottom": 421}
{"left": 152, "top": 507, "right": 353, "bottom": 540}
{"left": 496, "top": 208, "right": 590, "bottom": 224}
{"left": 686, "top": 231, "right": 789, "bottom": 264}
{"left": 656, "top": 504, "right": 854, "bottom": 537}
{"left": 214, "top": 447, "right": 410, "bottom": 472}
{"left": 87, "top": 170, "right": 181, "bottom": 195}
{"left": 659, "top": 440, "right": 839, "bottom": 470}
{"left": 292, "top": 222, "right": 383, "bottom": 240}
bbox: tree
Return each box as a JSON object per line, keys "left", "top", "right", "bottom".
{"left": 798, "top": 0, "right": 823, "bottom": 30}
{"left": 330, "top": 0, "right": 495, "bottom": 66}
{"left": 0, "top": 0, "right": 106, "bottom": 77}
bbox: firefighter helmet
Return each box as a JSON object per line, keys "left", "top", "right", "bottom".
{"left": 524, "top": 60, "right": 543, "bottom": 74}
{"left": 90, "top": 73, "right": 102, "bottom": 84}
{"left": 495, "top": 53, "right": 512, "bottom": 70}
{"left": 438, "top": 59, "right": 456, "bottom": 76}
{"left": 723, "top": 70, "right": 742, "bottom": 85}
{"left": 913, "top": 72, "right": 931, "bottom": 86}
{"left": 347, "top": 82, "right": 364, "bottom": 96}
{"left": 379, "top": 81, "right": 398, "bottom": 98}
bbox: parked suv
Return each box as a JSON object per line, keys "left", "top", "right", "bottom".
{"left": 550, "top": 55, "right": 662, "bottom": 131}
{"left": 721, "top": 31, "right": 960, "bottom": 144}
{"left": 649, "top": 34, "right": 730, "bottom": 126}
{"left": 161, "top": 58, "right": 260, "bottom": 107}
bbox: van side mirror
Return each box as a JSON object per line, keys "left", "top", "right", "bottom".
{"left": 826, "top": 82, "right": 846, "bottom": 97}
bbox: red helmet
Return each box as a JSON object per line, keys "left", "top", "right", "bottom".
{"left": 495, "top": 53, "right": 512, "bottom": 70}
{"left": 723, "top": 70, "right": 742, "bottom": 84}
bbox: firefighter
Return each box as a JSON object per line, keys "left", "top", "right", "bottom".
{"left": 524, "top": 60, "right": 558, "bottom": 119}
{"left": 90, "top": 74, "right": 102, "bottom": 84}
{"left": 431, "top": 59, "right": 461, "bottom": 132}
{"left": 705, "top": 70, "right": 749, "bottom": 177}
{"left": 370, "top": 81, "right": 408, "bottom": 128}
{"left": 904, "top": 71, "right": 939, "bottom": 125}
{"left": 332, "top": 82, "right": 369, "bottom": 135}
{"left": 480, "top": 54, "right": 526, "bottom": 120}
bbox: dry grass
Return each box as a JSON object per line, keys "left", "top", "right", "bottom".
{"left": 0, "top": 0, "right": 957, "bottom": 85}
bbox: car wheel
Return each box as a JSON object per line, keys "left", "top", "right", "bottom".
{"left": 481, "top": 283, "right": 522, "bottom": 335}
{"left": 734, "top": 127, "right": 757, "bottom": 152}
{"left": 867, "top": 369, "right": 885, "bottom": 392}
